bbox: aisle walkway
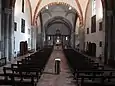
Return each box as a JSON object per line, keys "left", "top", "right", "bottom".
{"left": 37, "top": 47, "right": 76, "bottom": 86}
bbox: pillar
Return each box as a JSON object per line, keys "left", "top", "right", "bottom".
{"left": 103, "top": 8, "right": 107, "bottom": 64}
{"left": 70, "top": 31, "right": 75, "bottom": 48}
{"left": 31, "top": 26, "right": 37, "bottom": 51}
{"left": 0, "top": 0, "right": 1, "bottom": 59}
{"left": 4, "top": 9, "right": 9, "bottom": 60}
{"left": 37, "top": 25, "right": 42, "bottom": 49}
{"left": 1, "top": 5, "right": 14, "bottom": 61}
{"left": 36, "top": 27, "right": 38, "bottom": 50}
{"left": 9, "top": 7, "right": 14, "bottom": 60}
{"left": 53, "top": 36, "right": 54, "bottom": 45}
{"left": 4, "top": 8, "right": 13, "bottom": 61}
{"left": 79, "top": 26, "right": 85, "bottom": 51}
{"left": 73, "top": 33, "right": 76, "bottom": 48}
{"left": 104, "top": 8, "right": 114, "bottom": 64}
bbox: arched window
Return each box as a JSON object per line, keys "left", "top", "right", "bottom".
{"left": 92, "top": 0, "right": 96, "bottom": 16}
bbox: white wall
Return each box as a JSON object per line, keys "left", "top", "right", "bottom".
{"left": 14, "top": 0, "right": 31, "bottom": 53}
{"left": 85, "top": 0, "right": 104, "bottom": 57}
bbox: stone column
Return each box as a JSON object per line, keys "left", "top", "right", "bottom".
{"left": 37, "top": 25, "right": 42, "bottom": 49}
{"left": 45, "top": 35, "right": 47, "bottom": 46}
{"left": 112, "top": 12, "right": 115, "bottom": 60}
{"left": 31, "top": 26, "right": 37, "bottom": 51}
{"left": 8, "top": 7, "right": 14, "bottom": 61}
{"left": 4, "top": 13, "right": 9, "bottom": 60}
{"left": 104, "top": 9, "right": 113, "bottom": 64}
{"left": 53, "top": 36, "right": 54, "bottom": 45}
{"left": 68, "top": 36, "right": 71, "bottom": 46}
{"left": 79, "top": 26, "right": 85, "bottom": 51}
{"left": 36, "top": 27, "right": 38, "bottom": 50}
{"left": 1, "top": 7, "right": 13, "bottom": 61}
{"left": 43, "top": 28, "right": 46, "bottom": 47}
{"left": 102, "top": 8, "right": 106, "bottom": 64}
{"left": 4, "top": 8, "right": 12, "bottom": 61}
{"left": 73, "top": 33, "right": 76, "bottom": 48}
{"left": 70, "top": 31, "right": 74, "bottom": 48}
{"left": 0, "top": 0, "right": 2, "bottom": 58}
{"left": 103, "top": 8, "right": 108, "bottom": 64}
{"left": 107, "top": 11, "right": 113, "bottom": 59}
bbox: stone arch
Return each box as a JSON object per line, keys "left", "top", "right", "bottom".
{"left": 33, "top": 2, "right": 82, "bottom": 26}
{"left": 42, "top": 10, "right": 52, "bottom": 17}
{"left": 44, "top": 16, "right": 72, "bottom": 35}
{"left": 65, "top": 10, "right": 76, "bottom": 17}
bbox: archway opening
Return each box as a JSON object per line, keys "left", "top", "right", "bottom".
{"left": 36, "top": 3, "right": 78, "bottom": 48}
{"left": 44, "top": 16, "right": 72, "bottom": 47}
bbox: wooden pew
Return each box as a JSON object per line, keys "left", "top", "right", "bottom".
{"left": 75, "top": 70, "right": 115, "bottom": 86}
{"left": 0, "top": 73, "right": 36, "bottom": 86}
{"left": 11, "top": 63, "right": 43, "bottom": 75}
{"left": 63, "top": 49, "right": 115, "bottom": 86}
{"left": 0, "top": 47, "right": 53, "bottom": 86}
{"left": 3, "top": 67, "right": 41, "bottom": 81}
{"left": 76, "top": 74, "right": 115, "bottom": 86}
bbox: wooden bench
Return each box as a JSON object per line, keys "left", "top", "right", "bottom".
{"left": 76, "top": 74, "right": 115, "bottom": 86}
{"left": 0, "top": 47, "right": 53, "bottom": 86}
{"left": 75, "top": 70, "right": 115, "bottom": 86}
{"left": 0, "top": 73, "right": 37, "bottom": 86}
{"left": 3, "top": 67, "right": 40, "bottom": 81}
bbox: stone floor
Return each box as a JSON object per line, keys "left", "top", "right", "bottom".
{"left": 37, "top": 47, "right": 76, "bottom": 86}
{"left": 0, "top": 47, "right": 115, "bottom": 86}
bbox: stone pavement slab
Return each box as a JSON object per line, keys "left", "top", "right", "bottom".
{"left": 37, "top": 47, "right": 76, "bottom": 86}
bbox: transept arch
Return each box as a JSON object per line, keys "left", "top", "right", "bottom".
{"left": 44, "top": 16, "right": 72, "bottom": 35}
{"left": 34, "top": 2, "right": 82, "bottom": 26}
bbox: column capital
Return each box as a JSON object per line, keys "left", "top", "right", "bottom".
{"left": 4, "top": 8, "right": 12, "bottom": 14}
{"left": 107, "top": 10, "right": 113, "bottom": 16}
{"left": 31, "top": 25, "right": 37, "bottom": 29}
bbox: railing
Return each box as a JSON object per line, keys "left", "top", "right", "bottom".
{"left": 0, "top": 57, "right": 6, "bottom": 67}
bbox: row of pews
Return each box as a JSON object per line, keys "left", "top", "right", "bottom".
{"left": 63, "top": 49, "right": 115, "bottom": 86}
{"left": 0, "top": 47, "right": 53, "bottom": 86}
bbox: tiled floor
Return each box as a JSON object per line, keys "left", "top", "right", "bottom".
{"left": 37, "top": 47, "right": 76, "bottom": 86}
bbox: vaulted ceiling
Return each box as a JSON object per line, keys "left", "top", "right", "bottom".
{"left": 12, "top": 0, "right": 107, "bottom": 26}
{"left": 27, "top": 0, "right": 89, "bottom": 25}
